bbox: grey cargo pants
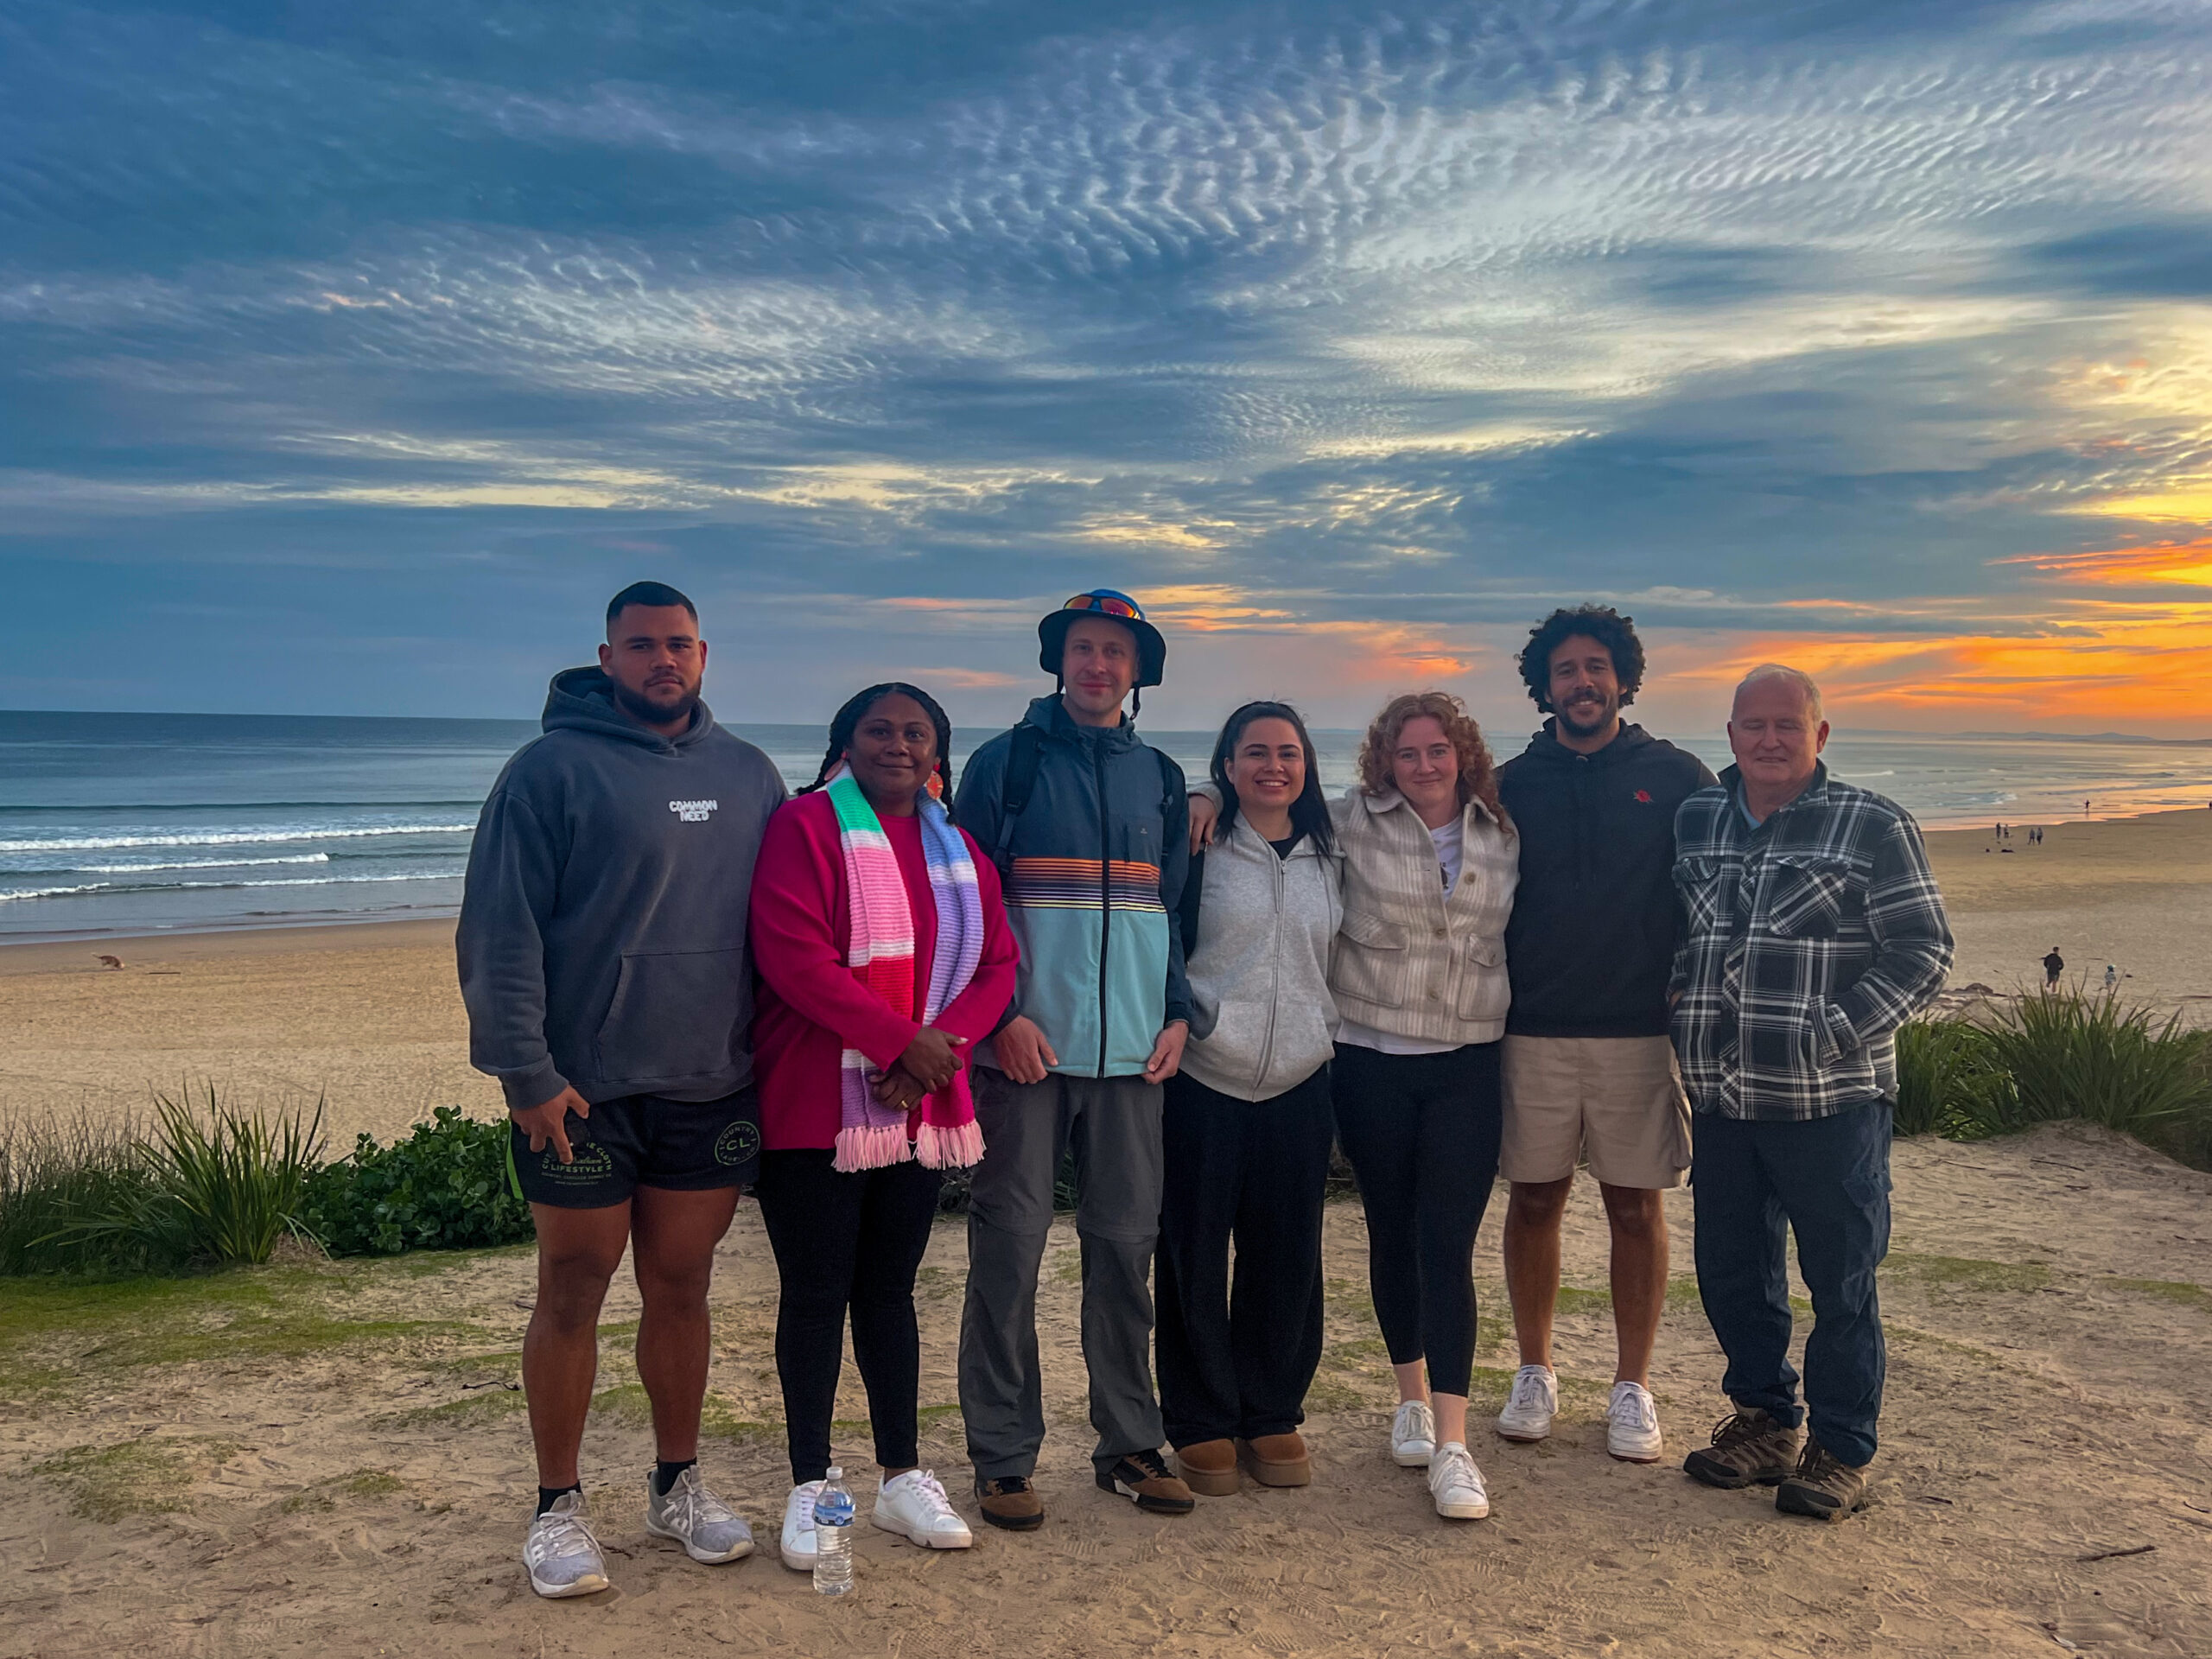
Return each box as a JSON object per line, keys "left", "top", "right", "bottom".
{"left": 957, "top": 1066, "right": 1167, "bottom": 1481}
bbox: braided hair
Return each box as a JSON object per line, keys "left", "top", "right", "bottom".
{"left": 802, "top": 682, "right": 958, "bottom": 801}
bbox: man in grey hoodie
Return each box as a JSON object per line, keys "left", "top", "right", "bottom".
{"left": 459, "top": 582, "right": 787, "bottom": 1599}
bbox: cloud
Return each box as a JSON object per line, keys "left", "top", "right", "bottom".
{"left": 3, "top": 0, "right": 2212, "bottom": 731}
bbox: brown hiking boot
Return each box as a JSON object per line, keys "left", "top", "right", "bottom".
{"left": 975, "top": 1475, "right": 1045, "bottom": 1531}
{"left": 1173, "top": 1439, "right": 1239, "bottom": 1497}
{"left": 1237, "top": 1433, "right": 1312, "bottom": 1488}
{"left": 1683, "top": 1408, "right": 1804, "bottom": 1490}
{"left": 1776, "top": 1439, "right": 1870, "bottom": 1521}
{"left": 1096, "top": 1450, "right": 1197, "bottom": 1515}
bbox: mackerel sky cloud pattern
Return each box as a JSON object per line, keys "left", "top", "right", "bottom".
{"left": 4, "top": 1, "right": 2210, "bottom": 730}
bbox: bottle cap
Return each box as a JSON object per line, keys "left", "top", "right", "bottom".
{"left": 826, "top": 1466, "right": 842, "bottom": 1480}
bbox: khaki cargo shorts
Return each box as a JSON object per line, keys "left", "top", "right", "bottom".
{"left": 1499, "top": 1035, "right": 1691, "bottom": 1191}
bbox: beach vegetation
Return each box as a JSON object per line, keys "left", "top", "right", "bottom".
{"left": 1885, "top": 1252, "right": 2051, "bottom": 1294}
{"left": 301, "top": 1105, "right": 532, "bottom": 1256}
{"left": 2102, "top": 1277, "right": 2211, "bottom": 1311}
{"left": 35, "top": 1436, "right": 238, "bottom": 1522}
{"left": 1896, "top": 990, "right": 2212, "bottom": 1169}
{"left": 0, "top": 1112, "right": 159, "bottom": 1275}
{"left": 16, "top": 1087, "right": 324, "bottom": 1274}
{"left": 280, "top": 1469, "right": 406, "bottom": 1514}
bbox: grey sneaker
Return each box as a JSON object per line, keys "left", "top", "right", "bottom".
{"left": 643, "top": 1466, "right": 756, "bottom": 1564}
{"left": 1683, "top": 1408, "right": 1804, "bottom": 1490}
{"left": 524, "top": 1491, "right": 610, "bottom": 1599}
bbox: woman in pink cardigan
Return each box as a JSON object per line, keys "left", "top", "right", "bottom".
{"left": 749, "top": 682, "right": 1018, "bottom": 1573}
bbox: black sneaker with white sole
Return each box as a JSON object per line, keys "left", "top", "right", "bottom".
{"left": 1095, "top": 1451, "right": 1196, "bottom": 1515}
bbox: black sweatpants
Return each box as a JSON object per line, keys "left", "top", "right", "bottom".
{"left": 1330, "top": 1040, "right": 1503, "bottom": 1398}
{"left": 1154, "top": 1067, "right": 1333, "bottom": 1448}
{"left": 753, "top": 1148, "right": 944, "bottom": 1484}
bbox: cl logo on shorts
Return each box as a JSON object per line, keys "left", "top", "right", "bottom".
{"left": 714, "top": 1120, "right": 760, "bottom": 1166}
{"left": 543, "top": 1142, "right": 614, "bottom": 1182}
{"left": 669, "top": 798, "right": 720, "bottom": 823}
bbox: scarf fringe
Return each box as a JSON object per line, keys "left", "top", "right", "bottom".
{"left": 832, "top": 1122, "right": 915, "bottom": 1174}
{"left": 913, "top": 1116, "right": 985, "bottom": 1171}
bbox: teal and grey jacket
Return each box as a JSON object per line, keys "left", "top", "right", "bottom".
{"left": 954, "top": 696, "right": 1192, "bottom": 1078}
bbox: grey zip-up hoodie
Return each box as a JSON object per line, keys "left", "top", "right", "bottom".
{"left": 457, "top": 666, "right": 787, "bottom": 1112}
{"left": 1179, "top": 817, "right": 1344, "bottom": 1103}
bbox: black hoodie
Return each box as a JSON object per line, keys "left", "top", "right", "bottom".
{"left": 457, "top": 667, "right": 788, "bottom": 1112}
{"left": 1497, "top": 721, "right": 1716, "bottom": 1039}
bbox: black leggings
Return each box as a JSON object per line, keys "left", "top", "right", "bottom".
{"left": 1330, "top": 1041, "right": 1503, "bottom": 1397}
{"left": 753, "top": 1149, "right": 944, "bottom": 1484}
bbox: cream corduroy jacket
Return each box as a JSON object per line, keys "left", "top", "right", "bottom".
{"left": 1328, "top": 785, "right": 1519, "bottom": 1045}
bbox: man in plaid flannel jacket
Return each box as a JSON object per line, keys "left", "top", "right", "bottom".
{"left": 1670, "top": 665, "right": 1952, "bottom": 1522}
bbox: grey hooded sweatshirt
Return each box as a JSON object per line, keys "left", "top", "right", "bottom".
{"left": 457, "top": 666, "right": 787, "bottom": 1113}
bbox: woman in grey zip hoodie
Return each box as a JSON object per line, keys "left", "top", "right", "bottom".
{"left": 1156, "top": 702, "right": 1344, "bottom": 1498}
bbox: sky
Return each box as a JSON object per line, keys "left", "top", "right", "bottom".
{"left": 4, "top": 0, "right": 2211, "bottom": 738}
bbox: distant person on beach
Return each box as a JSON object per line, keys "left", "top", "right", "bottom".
{"left": 748, "top": 683, "right": 1018, "bottom": 1570}
{"left": 458, "top": 582, "right": 787, "bottom": 1599}
{"left": 1154, "top": 701, "right": 1343, "bottom": 1501}
{"left": 1671, "top": 664, "right": 1953, "bottom": 1522}
{"left": 950, "top": 589, "right": 1197, "bottom": 1529}
{"left": 1491, "top": 607, "right": 1716, "bottom": 1467}
{"left": 2044, "top": 948, "right": 2064, "bottom": 988}
{"left": 2105, "top": 963, "right": 2119, "bottom": 993}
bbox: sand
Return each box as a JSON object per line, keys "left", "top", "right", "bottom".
{"left": 4, "top": 1124, "right": 2209, "bottom": 1657}
{"left": 6, "top": 810, "right": 2212, "bottom": 1654}
{"left": 1922, "top": 809, "right": 2212, "bottom": 1012}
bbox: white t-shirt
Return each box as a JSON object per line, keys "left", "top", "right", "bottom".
{"left": 1428, "top": 817, "right": 1464, "bottom": 891}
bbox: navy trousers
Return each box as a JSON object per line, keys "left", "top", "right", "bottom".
{"left": 1690, "top": 1099, "right": 1892, "bottom": 1467}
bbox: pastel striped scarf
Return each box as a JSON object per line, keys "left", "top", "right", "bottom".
{"left": 825, "top": 770, "right": 988, "bottom": 1172}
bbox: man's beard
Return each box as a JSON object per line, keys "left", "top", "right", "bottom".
{"left": 1557, "top": 694, "right": 1617, "bottom": 736}
{"left": 610, "top": 678, "right": 700, "bottom": 728}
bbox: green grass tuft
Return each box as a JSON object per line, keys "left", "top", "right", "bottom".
{"left": 35, "top": 1437, "right": 238, "bottom": 1522}
{"left": 2103, "top": 1277, "right": 2210, "bottom": 1310}
{"left": 1886, "top": 1253, "right": 2051, "bottom": 1294}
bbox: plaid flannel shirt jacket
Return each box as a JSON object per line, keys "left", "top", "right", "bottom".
{"left": 1669, "top": 762, "right": 1954, "bottom": 1122}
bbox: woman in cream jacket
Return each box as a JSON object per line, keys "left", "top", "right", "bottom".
{"left": 1188, "top": 690, "right": 1518, "bottom": 1522}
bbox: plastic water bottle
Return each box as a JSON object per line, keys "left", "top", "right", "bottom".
{"left": 812, "top": 1467, "right": 855, "bottom": 1596}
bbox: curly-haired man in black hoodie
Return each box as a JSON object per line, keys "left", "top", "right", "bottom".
{"left": 1491, "top": 607, "right": 1716, "bottom": 1465}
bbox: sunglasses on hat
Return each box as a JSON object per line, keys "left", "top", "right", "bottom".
{"left": 1063, "top": 592, "right": 1142, "bottom": 620}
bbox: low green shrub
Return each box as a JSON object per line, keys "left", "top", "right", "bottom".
{"left": 1980, "top": 989, "right": 2212, "bottom": 1145}
{"left": 302, "top": 1105, "right": 532, "bottom": 1256}
{"left": 1894, "top": 1017, "right": 2016, "bottom": 1139}
{"left": 39, "top": 1088, "right": 325, "bottom": 1270}
{"left": 0, "top": 1115, "right": 168, "bottom": 1275}
{"left": 1898, "top": 992, "right": 2212, "bottom": 1170}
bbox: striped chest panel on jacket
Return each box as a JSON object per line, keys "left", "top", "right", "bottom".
{"left": 1007, "top": 857, "right": 1166, "bottom": 912}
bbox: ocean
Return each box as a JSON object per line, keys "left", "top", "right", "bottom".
{"left": 3, "top": 709, "right": 2208, "bottom": 944}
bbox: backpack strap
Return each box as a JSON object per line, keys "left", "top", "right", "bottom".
{"left": 992, "top": 722, "right": 1045, "bottom": 880}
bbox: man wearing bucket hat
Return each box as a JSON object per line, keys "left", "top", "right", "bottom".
{"left": 952, "top": 588, "right": 1198, "bottom": 1529}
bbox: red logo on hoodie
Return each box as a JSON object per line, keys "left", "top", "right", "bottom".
{"left": 1634, "top": 789, "right": 1653, "bottom": 804}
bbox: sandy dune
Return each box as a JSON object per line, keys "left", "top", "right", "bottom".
{"left": 5, "top": 1124, "right": 2209, "bottom": 1656}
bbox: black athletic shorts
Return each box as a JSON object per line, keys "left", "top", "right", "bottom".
{"left": 507, "top": 1085, "right": 761, "bottom": 1209}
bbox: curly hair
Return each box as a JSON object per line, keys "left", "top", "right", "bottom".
{"left": 1517, "top": 605, "right": 1645, "bottom": 713}
{"left": 1355, "top": 690, "right": 1511, "bottom": 832}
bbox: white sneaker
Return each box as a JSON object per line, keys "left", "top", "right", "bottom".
{"left": 779, "top": 1479, "right": 825, "bottom": 1572}
{"left": 872, "top": 1468, "right": 973, "bottom": 1549}
{"left": 643, "top": 1466, "right": 755, "bottom": 1564}
{"left": 1390, "top": 1399, "right": 1436, "bottom": 1468}
{"left": 524, "top": 1491, "right": 610, "bottom": 1598}
{"left": 1428, "top": 1441, "right": 1491, "bottom": 1520}
{"left": 1606, "top": 1381, "right": 1663, "bottom": 1464}
{"left": 1496, "top": 1363, "right": 1558, "bottom": 1443}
